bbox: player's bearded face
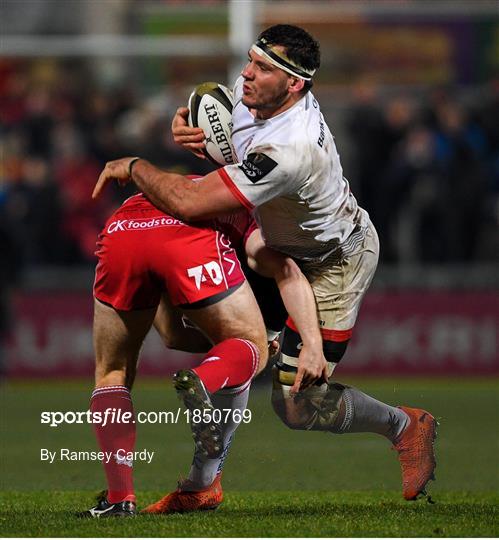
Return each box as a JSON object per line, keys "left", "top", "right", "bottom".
{"left": 241, "top": 49, "right": 295, "bottom": 116}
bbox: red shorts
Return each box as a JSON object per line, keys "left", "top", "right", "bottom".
{"left": 94, "top": 195, "right": 246, "bottom": 310}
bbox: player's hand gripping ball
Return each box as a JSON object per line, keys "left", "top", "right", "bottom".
{"left": 188, "top": 82, "right": 236, "bottom": 166}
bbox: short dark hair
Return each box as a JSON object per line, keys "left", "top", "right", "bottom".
{"left": 257, "top": 24, "right": 320, "bottom": 91}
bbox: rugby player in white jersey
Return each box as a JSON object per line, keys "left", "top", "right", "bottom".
{"left": 94, "top": 24, "right": 437, "bottom": 508}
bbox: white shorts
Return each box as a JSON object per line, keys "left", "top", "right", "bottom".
{"left": 299, "top": 220, "right": 379, "bottom": 340}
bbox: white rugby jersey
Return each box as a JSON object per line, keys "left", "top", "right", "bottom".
{"left": 217, "top": 77, "right": 370, "bottom": 262}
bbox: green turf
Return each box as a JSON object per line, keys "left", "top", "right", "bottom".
{"left": 1, "top": 377, "right": 498, "bottom": 536}
{"left": 0, "top": 491, "right": 497, "bottom": 537}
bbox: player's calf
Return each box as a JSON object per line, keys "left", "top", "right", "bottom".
{"left": 175, "top": 338, "right": 260, "bottom": 459}
{"left": 192, "top": 338, "right": 261, "bottom": 393}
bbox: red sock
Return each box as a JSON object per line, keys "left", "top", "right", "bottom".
{"left": 193, "top": 338, "right": 259, "bottom": 393}
{"left": 90, "top": 385, "right": 136, "bottom": 503}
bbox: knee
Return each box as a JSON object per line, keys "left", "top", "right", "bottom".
{"left": 271, "top": 391, "right": 315, "bottom": 430}
{"left": 270, "top": 368, "right": 317, "bottom": 430}
{"left": 242, "top": 332, "right": 268, "bottom": 376}
{"left": 271, "top": 366, "right": 347, "bottom": 432}
{"left": 159, "top": 333, "right": 185, "bottom": 351}
{"left": 272, "top": 398, "right": 311, "bottom": 430}
{"left": 157, "top": 327, "right": 212, "bottom": 354}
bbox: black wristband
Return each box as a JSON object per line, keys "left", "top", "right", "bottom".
{"left": 128, "top": 157, "right": 141, "bottom": 179}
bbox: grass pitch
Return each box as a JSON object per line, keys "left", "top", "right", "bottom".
{"left": 1, "top": 376, "right": 498, "bottom": 537}
{"left": 1, "top": 491, "right": 497, "bottom": 537}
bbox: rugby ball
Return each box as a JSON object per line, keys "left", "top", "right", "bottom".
{"left": 188, "top": 82, "right": 236, "bottom": 166}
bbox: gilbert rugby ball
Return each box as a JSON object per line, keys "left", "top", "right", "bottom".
{"left": 188, "top": 82, "right": 236, "bottom": 166}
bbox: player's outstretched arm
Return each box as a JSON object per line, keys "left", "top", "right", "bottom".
{"left": 93, "top": 157, "right": 242, "bottom": 221}
{"left": 171, "top": 107, "right": 206, "bottom": 159}
{"left": 245, "top": 230, "right": 328, "bottom": 394}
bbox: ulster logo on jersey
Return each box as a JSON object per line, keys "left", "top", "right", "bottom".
{"left": 238, "top": 152, "right": 277, "bottom": 183}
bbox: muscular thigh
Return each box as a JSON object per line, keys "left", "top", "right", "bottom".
{"left": 182, "top": 281, "right": 267, "bottom": 361}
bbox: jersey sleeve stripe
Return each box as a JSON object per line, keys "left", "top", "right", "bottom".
{"left": 217, "top": 168, "right": 255, "bottom": 211}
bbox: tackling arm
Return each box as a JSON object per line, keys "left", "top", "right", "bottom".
{"left": 92, "top": 157, "right": 242, "bottom": 221}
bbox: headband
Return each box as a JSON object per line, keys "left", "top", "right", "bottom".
{"left": 251, "top": 37, "right": 316, "bottom": 81}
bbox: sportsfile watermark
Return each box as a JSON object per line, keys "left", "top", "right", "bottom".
{"left": 40, "top": 408, "right": 252, "bottom": 427}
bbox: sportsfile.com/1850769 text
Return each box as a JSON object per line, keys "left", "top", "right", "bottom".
{"left": 40, "top": 408, "right": 252, "bottom": 428}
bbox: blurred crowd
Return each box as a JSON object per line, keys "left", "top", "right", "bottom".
{"left": 1, "top": 60, "right": 498, "bottom": 273}
{"left": 0, "top": 59, "right": 212, "bottom": 269}
{"left": 346, "top": 80, "right": 498, "bottom": 264}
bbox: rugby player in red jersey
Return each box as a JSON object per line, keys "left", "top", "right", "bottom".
{"left": 82, "top": 191, "right": 326, "bottom": 517}
{"left": 93, "top": 25, "right": 437, "bottom": 506}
